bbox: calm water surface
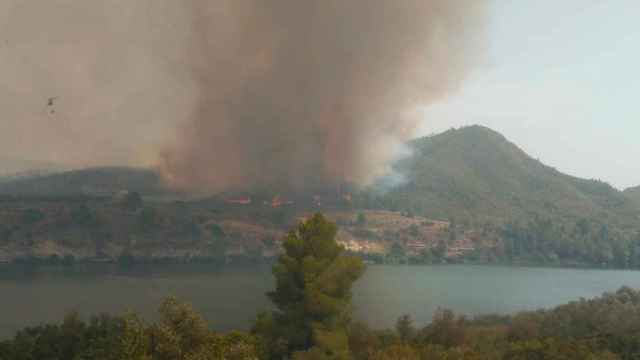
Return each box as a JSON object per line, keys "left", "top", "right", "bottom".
{"left": 1, "top": 264, "right": 640, "bottom": 338}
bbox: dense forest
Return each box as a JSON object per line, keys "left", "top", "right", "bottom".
{"left": 2, "top": 215, "right": 640, "bottom": 359}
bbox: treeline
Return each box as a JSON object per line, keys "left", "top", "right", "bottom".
{"left": 0, "top": 298, "right": 259, "bottom": 360}
{"left": 355, "top": 214, "right": 640, "bottom": 269}
{"left": 424, "top": 217, "right": 640, "bottom": 269}
{"left": 0, "top": 194, "right": 237, "bottom": 263}
{"left": 347, "top": 286, "right": 640, "bottom": 359}
{"left": 499, "top": 217, "right": 640, "bottom": 268}
{"left": 4, "top": 288, "right": 640, "bottom": 359}
{"left": 2, "top": 215, "right": 640, "bottom": 359}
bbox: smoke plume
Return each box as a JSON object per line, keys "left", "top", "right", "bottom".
{"left": 0, "top": 1, "right": 486, "bottom": 192}
{"left": 160, "top": 0, "right": 488, "bottom": 193}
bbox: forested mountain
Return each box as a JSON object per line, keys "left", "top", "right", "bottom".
{"left": 368, "top": 126, "right": 639, "bottom": 228}
{"left": 0, "top": 166, "right": 169, "bottom": 197}
{"left": 349, "top": 126, "right": 640, "bottom": 266}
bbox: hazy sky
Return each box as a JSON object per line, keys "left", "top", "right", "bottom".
{"left": 420, "top": 0, "right": 640, "bottom": 190}
{"left": 0, "top": 1, "right": 638, "bottom": 189}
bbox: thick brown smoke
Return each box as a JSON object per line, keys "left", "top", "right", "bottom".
{"left": 0, "top": 1, "right": 486, "bottom": 191}
{"left": 160, "top": 0, "right": 488, "bottom": 193}
{"left": 0, "top": 0, "right": 204, "bottom": 170}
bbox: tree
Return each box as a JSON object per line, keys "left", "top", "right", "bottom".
{"left": 123, "top": 298, "right": 258, "bottom": 360}
{"left": 387, "top": 243, "right": 407, "bottom": 264}
{"left": 370, "top": 344, "right": 420, "bottom": 360}
{"left": 151, "top": 296, "right": 210, "bottom": 360}
{"left": 119, "top": 313, "right": 151, "bottom": 360}
{"left": 22, "top": 208, "right": 44, "bottom": 225}
{"left": 395, "top": 314, "right": 416, "bottom": 342}
{"left": 356, "top": 213, "right": 367, "bottom": 227}
{"left": 255, "top": 214, "right": 365, "bottom": 359}
{"left": 448, "top": 217, "right": 457, "bottom": 242}
{"left": 348, "top": 322, "right": 381, "bottom": 360}
{"left": 420, "top": 308, "right": 466, "bottom": 348}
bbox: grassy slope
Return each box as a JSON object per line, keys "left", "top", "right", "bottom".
{"left": 383, "top": 126, "right": 640, "bottom": 228}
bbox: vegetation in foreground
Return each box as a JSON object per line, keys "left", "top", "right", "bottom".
{"left": 2, "top": 215, "right": 640, "bottom": 359}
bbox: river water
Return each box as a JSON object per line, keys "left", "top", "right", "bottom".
{"left": 1, "top": 264, "right": 640, "bottom": 339}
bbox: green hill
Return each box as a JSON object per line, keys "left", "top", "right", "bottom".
{"left": 368, "top": 126, "right": 639, "bottom": 229}
{"left": 0, "top": 166, "right": 170, "bottom": 197}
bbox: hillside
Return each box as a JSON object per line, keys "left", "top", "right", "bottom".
{"left": 625, "top": 186, "right": 640, "bottom": 204}
{"left": 1, "top": 126, "right": 639, "bottom": 267}
{"left": 0, "top": 166, "right": 171, "bottom": 197}
{"left": 368, "top": 126, "right": 640, "bottom": 229}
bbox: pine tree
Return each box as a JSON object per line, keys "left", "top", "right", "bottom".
{"left": 255, "top": 214, "right": 365, "bottom": 359}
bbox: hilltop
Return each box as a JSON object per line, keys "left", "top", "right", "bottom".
{"left": 0, "top": 166, "right": 171, "bottom": 197}
{"left": 368, "top": 126, "right": 640, "bottom": 229}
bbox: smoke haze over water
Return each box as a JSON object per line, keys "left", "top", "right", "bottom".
{"left": 0, "top": 1, "right": 487, "bottom": 192}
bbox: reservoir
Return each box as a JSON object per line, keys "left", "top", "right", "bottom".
{"left": 2, "top": 264, "right": 640, "bottom": 339}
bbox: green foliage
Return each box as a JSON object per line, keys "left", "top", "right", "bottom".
{"left": 345, "top": 287, "right": 640, "bottom": 360}
{"left": 120, "top": 312, "right": 150, "bottom": 360}
{"left": 0, "top": 312, "right": 124, "bottom": 360}
{"left": 501, "top": 217, "right": 640, "bottom": 268}
{"left": 504, "top": 339, "right": 618, "bottom": 360}
{"left": 420, "top": 308, "right": 467, "bottom": 348}
{"left": 0, "top": 298, "right": 258, "bottom": 360}
{"left": 374, "top": 126, "right": 638, "bottom": 225}
{"left": 256, "top": 214, "right": 365, "bottom": 359}
{"left": 370, "top": 344, "right": 420, "bottom": 360}
{"left": 21, "top": 208, "right": 44, "bottom": 225}
{"left": 151, "top": 296, "right": 210, "bottom": 359}
{"left": 395, "top": 314, "right": 416, "bottom": 342}
{"left": 354, "top": 126, "right": 640, "bottom": 268}
{"left": 206, "top": 223, "right": 225, "bottom": 239}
